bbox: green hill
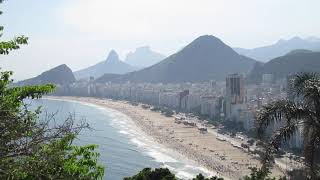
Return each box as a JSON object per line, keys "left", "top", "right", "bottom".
{"left": 247, "top": 50, "right": 320, "bottom": 83}
{"left": 17, "top": 64, "right": 76, "bottom": 86}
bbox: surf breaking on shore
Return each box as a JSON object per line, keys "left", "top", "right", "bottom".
{"left": 45, "top": 96, "right": 284, "bottom": 179}
{"left": 44, "top": 97, "right": 217, "bottom": 179}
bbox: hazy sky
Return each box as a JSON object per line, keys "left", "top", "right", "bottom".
{"left": 1, "top": 0, "right": 320, "bottom": 80}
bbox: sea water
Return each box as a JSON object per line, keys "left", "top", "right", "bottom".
{"left": 32, "top": 99, "right": 215, "bottom": 180}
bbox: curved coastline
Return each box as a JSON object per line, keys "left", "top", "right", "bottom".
{"left": 43, "top": 96, "right": 218, "bottom": 179}
{"left": 44, "top": 96, "right": 283, "bottom": 179}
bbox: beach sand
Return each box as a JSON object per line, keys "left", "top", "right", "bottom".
{"left": 47, "top": 96, "right": 284, "bottom": 179}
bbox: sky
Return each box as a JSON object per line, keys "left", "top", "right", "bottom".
{"left": 1, "top": 0, "right": 320, "bottom": 80}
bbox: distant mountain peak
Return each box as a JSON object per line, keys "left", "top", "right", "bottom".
{"left": 54, "top": 64, "right": 69, "bottom": 69}
{"left": 276, "top": 36, "right": 303, "bottom": 45}
{"left": 247, "top": 51, "right": 320, "bottom": 84}
{"left": 74, "top": 50, "right": 137, "bottom": 79}
{"left": 181, "top": 35, "right": 230, "bottom": 56}
{"left": 286, "top": 49, "right": 313, "bottom": 56}
{"left": 17, "top": 64, "right": 75, "bottom": 85}
{"left": 190, "top": 35, "right": 223, "bottom": 46}
{"left": 106, "top": 50, "right": 120, "bottom": 63}
{"left": 136, "top": 46, "right": 151, "bottom": 51}
{"left": 307, "top": 36, "right": 320, "bottom": 42}
{"left": 234, "top": 36, "right": 320, "bottom": 62}
{"left": 125, "top": 46, "right": 166, "bottom": 68}
{"left": 196, "top": 35, "right": 220, "bottom": 40}
{"left": 103, "top": 35, "right": 256, "bottom": 83}
{"left": 276, "top": 39, "right": 285, "bottom": 44}
{"left": 288, "top": 36, "right": 304, "bottom": 42}
{"left": 291, "top": 36, "right": 302, "bottom": 40}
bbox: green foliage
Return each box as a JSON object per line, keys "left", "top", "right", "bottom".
{"left": 163, "top": 109, "right": 174, "bottom": 117}
{"left": 192, "top": 173, "right": 224, "bottom": 180}
{"left": 0, "top": 1, "right": 28, "bottom": 55}
{"left": 124, "top": 168, "right": 177, "bottom": 180}
{"left": 241, "top": 167, "right": 286, "bottom": 180}
{"left": 0, "top": 35, "right": 28, "bottom": 54}
{"left": 247, "top": 139, "right": 255, "bottom": 146}
{"left": 0, "top": 1, "right": 104, "bottom": 179}
{"left": 130, "top": 102, "right": 139, "bottom": 106}
{"left": 0, "top": 68, "right": 104, "bottom": 180}
{"left": 256, "top": 72, "right": 320, "bottom": 179}
{"left": 8, "top": 134, "right": 104, "bottom": 179}
{"left": 141, "top": 104, "right": 150, "bottom": 109}
{"left": 124, "top": 168, "right": 224, "bottom": 180}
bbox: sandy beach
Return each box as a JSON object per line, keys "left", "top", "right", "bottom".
{"left": 47, "top": 96, "right": 284, "bottom": 179}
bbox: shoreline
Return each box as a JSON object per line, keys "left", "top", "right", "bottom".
{"left": 45, "top": 96, "right": 284, "bottom": 179}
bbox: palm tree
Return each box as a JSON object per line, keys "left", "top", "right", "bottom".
{"left": 256, "top": 72, "right": 320, "bottom": 179}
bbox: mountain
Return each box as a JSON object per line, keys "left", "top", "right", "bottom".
{"left": 17, "top": 64, "right": 76, "bottom": 86}
{"left": 124, "top": 46, "right": 166, "bottom": 68}
{"left": 97, "top": 35, "right": 257, "bottom": 83}
{"left": 74, "top": 50, "right": 138, "bottom": 80}
{"left": 234, "top": 36, "right": 320, "bottom": 62}
{"left": 285, "top": 49, "right": 314, "bottom": 56}
{"left": 247, "top": 50, "right": 320, "bottom": 83}
{"left": 307, "top": 36, "right": 320, "bottom": 42}
{"left": 95, "top": 73, "right": 122, "bottom": 83}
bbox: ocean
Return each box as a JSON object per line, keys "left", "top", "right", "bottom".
{"left": 32, "top": 98, "right": 214, "bottom": 180}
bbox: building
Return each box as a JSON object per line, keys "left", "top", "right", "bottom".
{"left": 88, "top": 76, "right": 97, "bottom": 96}
{"left": 262, "top": 74, "right": 273, "bottom": 85}
{"left": 186, "top": 93, "right": 201, "bottom": 111}
{"left": 239, "top": 109, "right": 256, "bottom": 131}
{"left": 200, "top": 96, "right": 218, "bottom": 118}
{"left": 159, "top": 90, "right": 180, "bottom": 108}
{"left": 178, "top": 90, "right": 189, "bottom": 110}
{"left": 225, "top": 74, "right": 245, "bottom": 119}
{"left": 226, "top": 74, "right": 245, "bottom": 104}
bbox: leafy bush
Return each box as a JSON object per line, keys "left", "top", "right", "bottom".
{"left": 141, "top": 104, "right": 151, "bottom": 109}
{"left": 125, "top": 168, "right": 224, "bottom": 180}
{"left": 241, "top": 167, "right": 286, "bottom": 180}
{"left": 151, "top": 106, "right": 161, "bottom": 112}
{"left": 192, "top": 173, "right": 224, "bottom": 180}
{"left": 124, "top": 168, "right": 176, "bottom": 180}
{"left": 247, "top": 139, "right": 255, "bottom": 146}
{"left": 164, "top": 109, "right": 174, "bottom": 117}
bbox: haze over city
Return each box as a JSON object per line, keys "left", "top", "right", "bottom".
{"left": 2, "top": 1, "right": 320, "bottom": 179}
{"left": 2, "top": 0, "right": 320, "bottom": 80}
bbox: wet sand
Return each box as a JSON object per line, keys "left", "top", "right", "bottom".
{"left": 47, "top": 96, "right": 284, "bottom": 179}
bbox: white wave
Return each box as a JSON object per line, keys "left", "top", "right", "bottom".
{"left": 184, "top": 164, "right": 217, "bottom": 177}
{"left": 119, "top": 130, "right": 130, "bottom": 135}
{"left": 145, "top": 148, "right": 178, "bottom": 163}
{"left": 130, "top": 138, "right": 147, "bottom": 147}
{"left": 163, "top": 164, "right": 202, "bottom": 179}
{"left": 44, "top": 97, "right": 217, "bottom": 179}
{"left": 175, "top": 171, "right": 195, "bottom": 179}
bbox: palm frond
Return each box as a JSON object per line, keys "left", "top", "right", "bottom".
{"left": 293, "top": 72, "right": 319, "bottom": 96}
{"left": 257, "top": 72, "right": 320, "bottom": 177}
{"left": 293, "top": 73, "right": 320, "bottom": 106}
{"left": 303, "top": 126, "right": 317, "bottom": 178}
{"left": 262, "top": 120, "right": 300, "bottom": 167}
{"left": 302, "top": 80, "right": 320, "bottom": 107}
{"left": 256, "top": 99, "right": 308, "bottom": 138}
